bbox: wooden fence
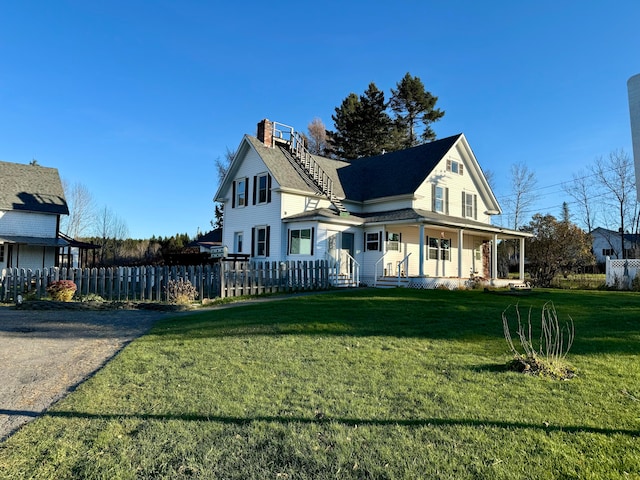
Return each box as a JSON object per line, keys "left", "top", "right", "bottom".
{"left": 0, "top": 260, "right": 332, "bottom": 303}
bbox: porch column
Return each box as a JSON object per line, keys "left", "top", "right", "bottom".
{"left": 457, "top": 229, "right": 464, "bottom": 278}
{"left": 418, "top": 224, "right": 425, "bottom": 276}
{"left": 492, "top": 234, "right": 498, "bottom": 281}
{"left": 519, "top": 237, "right": 525, "bottom": 280}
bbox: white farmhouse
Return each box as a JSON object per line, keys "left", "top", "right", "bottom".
{"left": 214, "top": 119, "right": 530, "bottom": 288}
{"left": 0, "top": 161, "right": 69, "bottom": 271}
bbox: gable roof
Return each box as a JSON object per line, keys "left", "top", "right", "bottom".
{"left": 0, "top": 161, "right": 69, "bottom": 215}
{"left": 215, "top": 135, "right": 349, "bottom": 201}
{"left": 216, "top": 128, "right": 500, "bottom": 214}
{"left": 338, "top": 134, "right": 462, "bottom": 201}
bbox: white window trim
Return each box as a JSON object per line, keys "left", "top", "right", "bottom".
{"left": 289, "top": 228, "right": 312, "bottom": 255}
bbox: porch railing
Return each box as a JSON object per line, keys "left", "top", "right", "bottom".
{"left": 374, "top": 252, "right": 389, "bottom": 287}
{"left": 396, "top": 253, "right": 412, "bottom": 286}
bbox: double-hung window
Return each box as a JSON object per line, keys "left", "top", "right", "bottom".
{"left": 252, "top": 226, "right": 270, "bottom": 257}
{"left": 462, "top": 192, "right": 477, "bottom": 219}
{"left": 427, "top": 236, "right": 451, "bottom": 260}
{"left": 432, "top": 184, "right": 449, "bottom": 214}
{"left": 234, "top": 177, "right": 247, "bottom": 207}
{"left": 366, "top": 232, "right": 381, "bottom": 251}
{"left": 257, "top": 174, "right": 268, "bottom": 204}
{"left": 234, "top": 232, "right": 243, "bottom": 253}
{"left": 289, "top": 228, "right": 313, "bottom": 255}
{"left": 253, "top": 173, "right": 271, "bottom": 205}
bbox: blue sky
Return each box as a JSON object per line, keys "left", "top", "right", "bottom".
{"left": 1, "top": 1, "right": 638, "bottom": 239}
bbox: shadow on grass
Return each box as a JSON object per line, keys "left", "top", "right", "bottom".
{"left": 1, "top": 408, "right": 637, "bottom": 438}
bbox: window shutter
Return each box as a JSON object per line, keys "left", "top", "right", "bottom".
{"left": 460, "top": 164, "right": 464, "bottom": 176}
{"left": 445, "top": 188, "right": 449, "bottom": 215}
{"left": 310, "top": 227, "right": 315, "bottom": 256}
{"left": 251, "top": 227, "right": 255, "bottom": 257}
{"left": 265, "top": 226, "right": 271, "bottom": 257}
{"left": 232, "top": 181, "right": 236, "bottom": 208}
{"left": 432, "top": 184, "right": 436, "bottom": 212}
{"left": 379, "top": 231, "right": 383, "bottom": 251}
{"left": 252, "top": 176, "right": 257, "bottom": 205}
{"left": 399, "top": 232, "right": 402, "bottom": 252}
{"left": 446, "top": 159, "right": 451, "bottom": 171}
{"left": 462, "top": 192, "right": 466, "bottom": 217}
{"left": 287, "top": 229, "right": 291, "bottom": 255}
{"left": 267, "top": 175, "right": 272, "bottom": 203}
{"left": 385, "top": 231, "right": 389, "bottom": 241}
{"left": 474, "top": 195, "right": 478, "bottom": 220}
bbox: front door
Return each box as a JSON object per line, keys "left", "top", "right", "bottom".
{"left": 326, "top": 231, "right": 355, "bottom": 275}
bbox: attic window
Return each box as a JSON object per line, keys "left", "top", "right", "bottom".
{"left": 446, "top": 159, "right": 463, "bottom": 175}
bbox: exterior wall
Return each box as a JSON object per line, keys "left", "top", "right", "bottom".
{"left": 0, "top": 210, "right": 58, "bottom": 237}
{"left": 220, "top": 148, "right": 283, "bottom": 260}
{"left": 360, "top": 197, "right": 414, "bottom": 214}
{"left": 281, "top": 192, "right": 333, "bottom": 217}
{"left": 414, "top": 153, "right": 492, "bottom": 224}
{"left": 0, "top": 210, "right": 60, "bottom": 270}
{"left": 6, "top": 245, "right": 56, "bottom": 270}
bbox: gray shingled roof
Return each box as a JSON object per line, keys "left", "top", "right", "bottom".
{"left": 337, "top": 135, "right": 462, "bottom": 201}
{"left": 244, "top": 136, "right": 349, "bottom": 197}
{"left": 0, "top": 161, "right": 69, "bottom": 215}
{"left": 283, "top": 207, "right": 529, "bottom": 237}
{"left": 247, "top": 134, "right": 461, "bottom": 203}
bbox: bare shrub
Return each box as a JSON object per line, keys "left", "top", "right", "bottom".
{"left": 502, "top": 301, "right": 576, "bottom": 379}
{"left": 165, "top": 279, "right": 198, "bottom": 305}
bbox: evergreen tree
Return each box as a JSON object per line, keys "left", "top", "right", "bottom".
{"left": 389, "top": 72, "right": 444, "bottom": 147}
{"left": 328, "top": 73, "right": 445, "bottom": 159}
{"left": 330, "top": 92, "right": 363, "bottom": 160}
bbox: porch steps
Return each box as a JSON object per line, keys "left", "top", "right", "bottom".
{"left": 330, "top": 273, "right": 358, "bottom": 288}
{"left": 374, "top": 276, "right": 410, "bottom": 288}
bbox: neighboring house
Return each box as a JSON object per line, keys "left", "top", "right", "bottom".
{"left": 0, "top": 161, "right": 69, "bottom": 271}
{"left": 190, "top": 229, "right": 223, "bottom": 254}
{"left": 214, "top": 119, "right": 530, "bottom": 288}
{"left": 591, "top": 227, "right": 640, "bottom": 263}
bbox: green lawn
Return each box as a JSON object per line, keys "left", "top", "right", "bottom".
{"left": 1, "top": 288, "right": 639, "bottom": 479}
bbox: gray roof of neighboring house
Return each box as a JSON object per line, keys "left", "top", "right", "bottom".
{"left": 0, "top": 161, "right": 69, "bottom": 215}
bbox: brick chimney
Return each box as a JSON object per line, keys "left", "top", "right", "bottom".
{"left": 256, "top": 119, "right": 273, "bottom": 147}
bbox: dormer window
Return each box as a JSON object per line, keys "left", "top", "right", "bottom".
{"left": 446, "top": 159, "right": 463, "bottom": 175}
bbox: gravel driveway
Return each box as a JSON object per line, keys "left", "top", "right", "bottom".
{"left": 0, "top": 306, "right": 170, "bottom": 441}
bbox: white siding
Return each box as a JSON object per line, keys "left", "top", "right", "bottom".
{"left": 0, "top": 210, "right": 58, "bottom": 237}
{"left": 281, "top": 192, "right": 332, "bottom": 218}
{"left": 414, "top": 150, "right": 492, "bottom": 224}
{"left": 220, "top": 148, "right": 283, "bottom": 259}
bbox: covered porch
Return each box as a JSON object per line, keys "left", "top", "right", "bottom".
{"left": 360, "top": 211, "right": 531, "bottom": 289}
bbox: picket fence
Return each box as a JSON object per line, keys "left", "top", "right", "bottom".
{"left": 0, "top": 260, "right": 332, "bottom": 303}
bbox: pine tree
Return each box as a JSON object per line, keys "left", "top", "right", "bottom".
{"left": 389, "top": 72, "right": 444, "bottom": 147}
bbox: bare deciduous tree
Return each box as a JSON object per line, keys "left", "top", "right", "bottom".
{"left": 306, "top": 117, "right": 329, "bottom": 156}
{"left": 60, "top": 180, "right": 96, "bottom": 239}
{"left": 562, "top": 169, "right": 597, "bottom": 233}
{"left": 506, "top": 162, "right": 538, "bottom": 230}
{"left": 592, "top": 149, "right": 636, "bottom": 259}
{"left": 94, "top": 206, "right": 129, "bottom": 264}
{"left": 212, "top": 148, "right": 235, "bottom": 230}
